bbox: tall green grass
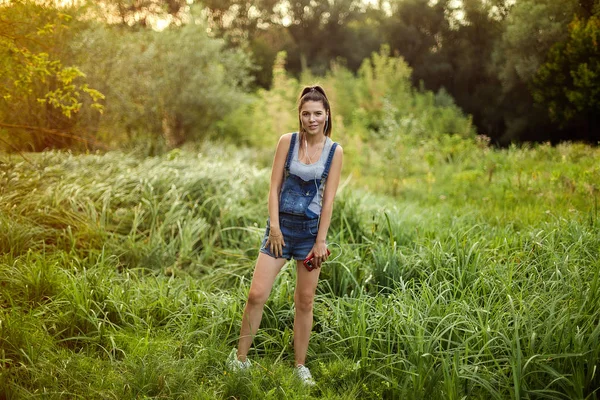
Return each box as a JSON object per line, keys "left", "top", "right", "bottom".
{"left": 1, "top": 142, "right": 599, "bottom": 399}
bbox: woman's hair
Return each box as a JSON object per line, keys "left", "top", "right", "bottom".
{"left": 298, "top": 85, "right": 332, "bottom": 137}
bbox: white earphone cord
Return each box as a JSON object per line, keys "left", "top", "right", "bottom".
{"left": 311, "top": 131, "right": 341, "bottom": 264}
{"left": 302, "top": 119, "right": 341, "bottom": 262}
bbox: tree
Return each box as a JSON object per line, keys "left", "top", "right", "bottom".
{"left": 202, "top": 0, "right": 384, "bottom": 87}
{"left": 246, "top": 25, "right": 295, "bottom": 88}
{"left": 386, "top": 0, "right": 506, "bottom": 141}
{"left": 282, "top": 0, "right": 369, "bottom": 75}
{"left": 0, "top": 1, "right": 104, "bottom": 151}
{"left": 532, "top": 16, "right": 600, "bottom": 142}
{"left": 89, "top": 0, "right": 188, "bottom": 27}
{"left": 201, "top": 0, "right": 279, "bottom": 41}
{"left": 495, "top": 0, "right": 578, "bottom": 94}
{"left": 491, "top": 0, "right": 580, "bottom": 143}
{"left": 71, "top": 10, "right": 254, "bottom": 148}
{"left": 190, "top": 0, "right": 284, "bottom": 89}
{"left": 383, "top": 0, "right": 450, "bottom": 83}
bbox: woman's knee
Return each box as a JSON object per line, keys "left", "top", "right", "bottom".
{"left": 294, "top": 291, "right": 315, "bottom": 313}
{"left": 247, "top": 287, "right": 269, "bottom": 307}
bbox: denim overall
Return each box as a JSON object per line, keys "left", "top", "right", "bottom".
{"left": 260, "top": 132, "right": 338, "bottom": 260}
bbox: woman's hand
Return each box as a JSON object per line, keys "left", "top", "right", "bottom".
{"left": 307, "top": 240, "right": 329, "bottom": 269}
{"left": 266, "top": 227, "right": 286, "bottom": 258}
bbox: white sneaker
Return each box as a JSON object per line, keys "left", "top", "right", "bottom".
{"left": 295, "top": 364, "right": 316, "bottom": 386}
{"left": 227, "top": 348, "right": 251, "bottom": 371}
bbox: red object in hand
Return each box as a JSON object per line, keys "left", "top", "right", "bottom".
{"left": 303, "top": 249, "right": 331, "bottom": 271}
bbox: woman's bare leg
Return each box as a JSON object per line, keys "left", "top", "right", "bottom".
{"left": 293, "top": 260, "right": 321, "bottom": 366}
{"left": 237, "top": 252, "right": 287, "bottom": 361}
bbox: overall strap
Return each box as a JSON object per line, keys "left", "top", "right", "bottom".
{"left": 320, "top": 142, "right": 338, "bottom": 184}
{"left": 284, "top": 132, "right": 297, "bottom": 177}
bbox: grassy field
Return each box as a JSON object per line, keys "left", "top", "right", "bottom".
{"left": 1, "top": 141, "right": 599, "bottom": 399}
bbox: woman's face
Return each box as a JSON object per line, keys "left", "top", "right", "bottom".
{"left": 300, "top": 100, "right": 328, "bottom": 137}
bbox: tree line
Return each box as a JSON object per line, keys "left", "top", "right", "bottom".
{"left": 0, "top": 0, "right": 598, "bottom": 151}
{"left": 201, "top": 0, "right": 600, "bottom": 145}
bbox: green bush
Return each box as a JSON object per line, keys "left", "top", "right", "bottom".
{"left": 70, "top": 14, "right": 254, "bottom": 150}
{"left": 0, "top": 1, "right": 103, "bottom": 151}
{"left": 218, "top": 46, "right": 476, "bottom": 197}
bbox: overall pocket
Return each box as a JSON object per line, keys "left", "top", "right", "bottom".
{"left": 279, "top": 176, "right": 318, "bottom": 216}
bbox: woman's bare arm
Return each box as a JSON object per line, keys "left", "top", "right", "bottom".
{"left": 265, "top": 133, "right": 293, "bottom": 257}
{"left": 310, "top": 145, "right": 343, "bottom": 267}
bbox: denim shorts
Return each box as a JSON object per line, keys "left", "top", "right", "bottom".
{"left": 260, "top": 214, "right": 319, "bottom": 260}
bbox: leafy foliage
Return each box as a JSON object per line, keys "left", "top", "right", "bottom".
{"left": 218, "top": 46, "right": 474, "bottom": 197}
{"left": 2, "top": 0, "right": 600, "bottom": 151}
{"left": 0, "top": 2, "right": 254, "bottom": 152}
{"left": 0, "top": 1, "right": 104, "bottom": 150}
{"left": 69, "top": 7, "right": 254, "bottom": 150}
{"left": 89, "top": 0, "right": 188, "bottom": 27}
{"left": 202, "top": 0, "right": 598, "bottom": 144}
{"left": 532, "top": 15, "right": 600, "bottom": 140}
{"left": 488, "top": 0, "right": 580, "bottom": 143}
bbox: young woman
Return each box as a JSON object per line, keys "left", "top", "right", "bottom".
{"left": 227, "top": 85, "right": 343, "bottom": 385}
